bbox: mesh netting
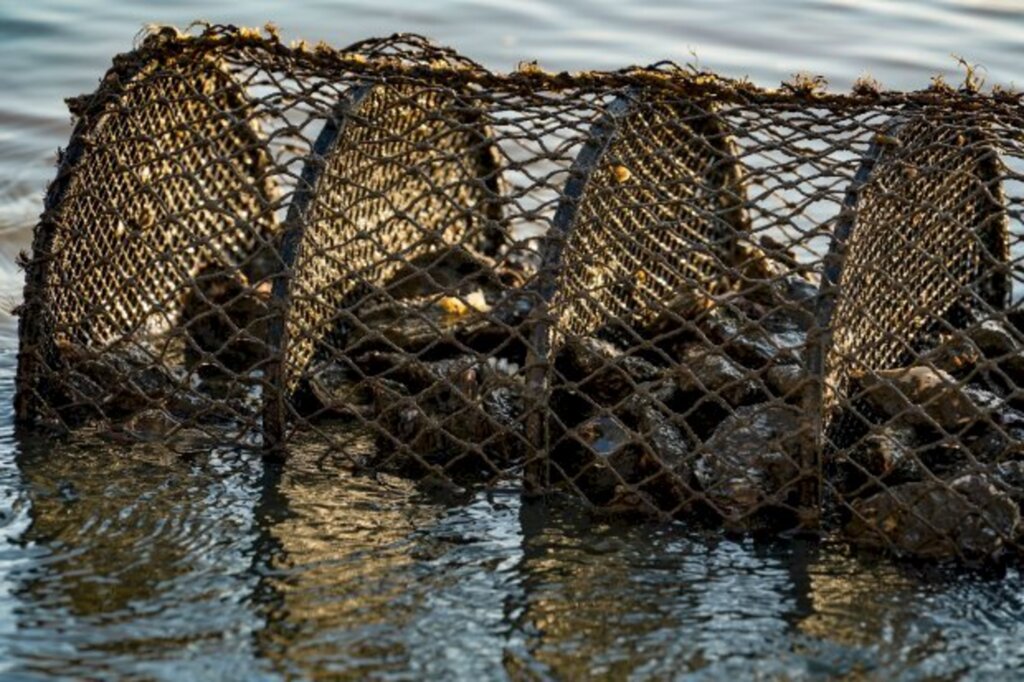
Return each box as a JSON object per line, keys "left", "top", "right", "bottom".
{"left": 265, "top": 76, "right": 506, "bottom": 439}
{"left": 16, "top": 24, "right": 1024, "bottom": 563}
{"left": 820, "top": 114, "right": 1008, "bottom": 414}
{"left": 16, "top": 45, "right": 277, "bottom": 435}
{"left": 541, "top": 94, "right": 747, "bottom": 338}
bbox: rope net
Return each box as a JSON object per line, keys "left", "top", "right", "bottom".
{"left": 16, "top": 24, "right": 1024, "bottom": 563}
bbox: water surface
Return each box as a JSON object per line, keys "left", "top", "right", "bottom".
{"left": 2, "top": 1, "right": 1024, "bottom": 679}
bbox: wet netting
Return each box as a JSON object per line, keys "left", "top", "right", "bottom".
{"left": 16, "top": 24, "right": 1024, "bottom": 563}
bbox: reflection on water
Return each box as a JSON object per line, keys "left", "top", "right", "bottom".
{"left": 3, "top": 0, "right": 1024, "bottom": 678}
{"left": 5, "top": 412, "right": 1024, "bottom": 678}
{"left": 9, "top": 438, "right": 268, "bottom": 679}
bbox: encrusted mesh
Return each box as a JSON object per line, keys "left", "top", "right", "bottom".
{"left": 268, "top": 80, "right": 504, "bottom": 423}
{"left": 814, "top": 110, "right": 1020, "bottom": 561}
{"left": 820, "top": 113, "right": 1007, "bottom": 415}
{"left": 542, "top": 94, "right": 747, "bottom": 338}
{"left": 15, "top": 24, "right": 1024, "bottom": 563}
{"left": 16, "top": 46, "right": 277, "bottom": 432}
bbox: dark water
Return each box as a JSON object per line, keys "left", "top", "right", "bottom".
{"left": 2, "top": 1, "right": 1024, "bottom": 679}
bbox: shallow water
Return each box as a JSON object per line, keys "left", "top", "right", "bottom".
{"left": 2, "top": 1, "right": 1024, "bottom": 679}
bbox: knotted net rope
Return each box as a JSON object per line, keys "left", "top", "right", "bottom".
{"left": 15, "top": 24, "right": 1024, "bottom": 562}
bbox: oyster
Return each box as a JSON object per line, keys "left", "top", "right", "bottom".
{"left": 359, "top": 351, "right": 527, "bottom": 479}
{"left": 856, "top": 366, "right": 983, "bottom": 431}
{"left": 831, "top": 423, "right": 922, "bottom": 497}
{"left": 846, "top": 474, "right": 1020, "bottom": 561}
{"left": 694, "top": 403, "right": 807, "bottom": 529}
{"left": 673, "top": 344, "right": 762, "bottom": 407}
{"left": 553, "top": 398, "right": 693, "bottom": 519}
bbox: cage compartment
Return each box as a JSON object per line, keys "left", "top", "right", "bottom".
{"left": 16, "top": 48, "right": 278, "bottom": 437}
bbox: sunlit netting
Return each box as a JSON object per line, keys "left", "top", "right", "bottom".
{"left": 16, "top": 24, "right": 1024, "bottom": 563}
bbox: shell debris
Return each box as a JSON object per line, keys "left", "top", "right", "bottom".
{"left": 437, "top": 289, "right": 491, "bottom": 316}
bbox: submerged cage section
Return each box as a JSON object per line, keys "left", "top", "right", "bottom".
{"left": 16, "top": 25, "right": 1024, "bottom": 562}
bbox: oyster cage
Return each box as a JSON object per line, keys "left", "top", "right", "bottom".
{"left": 16, "top": 25, "right": 1024, "bottom": 563}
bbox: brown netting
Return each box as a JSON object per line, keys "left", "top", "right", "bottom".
{"left": 264, "top": 75, "right": 506, "bottom": 441}
{"left": 16, "top": 44, "right": 278, "bottom": 435}
{"left": 540, "top": 93, "right": 748, "bottom": 339}
{"left": 819, "top": 112, "right": 1007, "bottom": 418}
{"left": 815, "top": 110, "right": 1020, "bottom": 561}
{"left": 15, "top": 24, "right": 1024, "bottom": 563}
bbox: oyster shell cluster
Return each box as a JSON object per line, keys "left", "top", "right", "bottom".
{"left": 547, "top": 243, "right": 818, "bottom": 531}
{"left": 300, "top": 243, "right": 536, "bottom": 481}
{"left": 55, "top": 235, "right": 1024, "bottom": 561}
{"left": 305, "top": 240, "right": 826, "bottom": 531}
{"left": 834, "top": 318, "right": 1024, "bottom": 561}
